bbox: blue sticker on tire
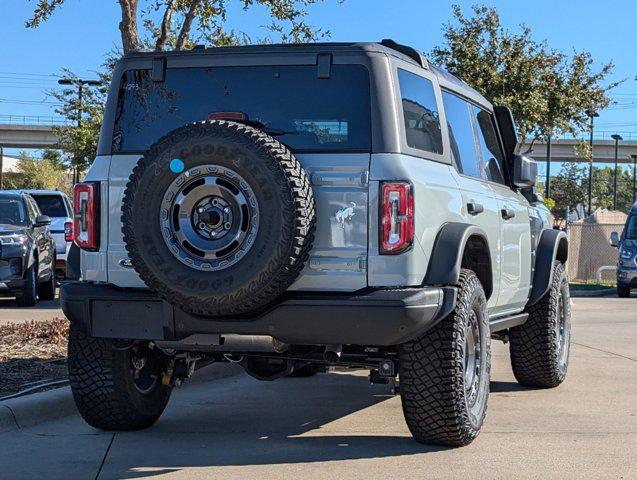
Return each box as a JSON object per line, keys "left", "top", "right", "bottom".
{"left": 170, "top": 158, "right": 185, "bottom": 173}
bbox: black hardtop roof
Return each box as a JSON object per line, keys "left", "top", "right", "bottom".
{"left": 120, "top": 40, "right": 490, "bottom": 107}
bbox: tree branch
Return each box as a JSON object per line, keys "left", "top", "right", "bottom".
{"left": 118, "top": 0, "right": 142, "bottom": 52}
{"left": 175, "top": 0, "right": 201, "bottom": 50}
{"left": 154, "top": 0, "right": 176, "bottom": 51}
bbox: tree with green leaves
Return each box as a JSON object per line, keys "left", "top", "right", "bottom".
{"left": 25, "top": 1, "right": 337, "bottom": 175}
{"left": 547, "top": 162, "right": 587, "bottom": 219}
{"left": 431, "top": 5, "right": 619, "bottom": 143}
{"left": 26, "top": 0, "right": 331, "bottom": 53}
{"left": 4, "top": 151, "right": 72, "bottom": 196}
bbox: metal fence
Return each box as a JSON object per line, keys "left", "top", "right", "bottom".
{"left": 566, "top": 223, "right": 623, "bottom": 283}
{"left": 0, "top": 114, "right": 67, "bottom": 126}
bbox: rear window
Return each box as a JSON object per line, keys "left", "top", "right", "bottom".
{"left": 112, "top": 65, "right": 371, "bottom": 153}
{"left": 31, "top": 195, "right": 68, "bottom": 217}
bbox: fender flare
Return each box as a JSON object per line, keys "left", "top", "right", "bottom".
{"left": 527, "top": 229, "right": 568, "bottom": 306}
{"left": 423, "top": 222, "right": 493, "bottom": 299}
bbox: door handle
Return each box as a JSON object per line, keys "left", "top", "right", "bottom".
{"left": 501, "top": 208, "right": 516, "bottom": 220}
{"left": 467, "top": 202, "right": 484, "bottom": 215}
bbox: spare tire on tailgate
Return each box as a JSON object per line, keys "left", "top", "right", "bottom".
{"left": 122, "top": 120, "right": 315, "bottom": 317}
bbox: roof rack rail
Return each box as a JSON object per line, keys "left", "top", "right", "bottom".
{"left": 380, "top": 39, "right": 429, "bottom": 69}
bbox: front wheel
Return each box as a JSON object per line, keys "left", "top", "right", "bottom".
{"left": 399, "top": 269, "right": 491, "bottom": 446}
{"left": 509, "top": 261, "right": 571, "bottom": 388}
{"left": 617, "top": 284, "right": 631, "bottom": 298}
{"left": 16, "top": 264, "right": 37, "bottom": 307}
{"left": 68, "top": 328, "right": 172, "bottom": 430}
{"left": 38, "top": 266, "right": 56, "bottom": 301}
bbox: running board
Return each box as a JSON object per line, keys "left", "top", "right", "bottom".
{"left": 489, "top": 313, "right": 529, "bottom": 333}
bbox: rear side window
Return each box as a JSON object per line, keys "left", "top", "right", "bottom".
{"left": 442, "top": 91, "right": 482, "bottom": 178}
{"left": 31, "top": 195, "right": 68, "bottom": 217}
{"left": 397, "top": 69, "right": 443, "bottom": 154}
{"left": 112, "top": 65, "right": 371, "bottom": 153}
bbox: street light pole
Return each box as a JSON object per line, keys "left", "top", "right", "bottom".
{"left": 585, "top": 110, "right": 598, "bottom": 216}
{"left": 632, "top": 154, "right": 637, "bottom": 204}
{"left": 545, "top": 135, "right": 552, "bottom": 198}
{"left": 611, "top": 134, "right": 622, "bottom": 210}
{"left": 57, "top": 78, "right": 101, "bottom": 184}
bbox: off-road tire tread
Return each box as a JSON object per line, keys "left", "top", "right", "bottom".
{"left": 121, "top": 120, "right": 315, "bottom": 317}
{"left": 68, "top": 327, "right": 171, "bottom": 430}
{"left": 399, "top": 269, "right": 490, "bottom": 446}
{"left": 509, "top": 261, "right": 569, "bottom": 388}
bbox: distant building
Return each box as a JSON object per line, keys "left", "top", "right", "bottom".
{"left": 1, "top": 154, "right": 23, "bottom": 174}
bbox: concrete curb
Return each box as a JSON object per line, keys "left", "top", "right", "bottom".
{"left": 0, "top": 362, "right": 243, "bottom": 433}
{"left": 570, "top": 288, "right": 616, "bottom": 298}
{"left": 0, "top": 386, "right": 76, "bottom": 432}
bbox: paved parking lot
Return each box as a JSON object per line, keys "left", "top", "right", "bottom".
{"left": 0, "top": 296, "right": 635, "bottom": 479}
{"left": 0, "top": 293, "right": 63, "bottom": 325}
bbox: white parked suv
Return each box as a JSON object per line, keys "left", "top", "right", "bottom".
{"left": 22, "top": 190, "right": 72, "bottom": 278}
{"left": 62, "top": 40, "right": 571, "bottom": 446}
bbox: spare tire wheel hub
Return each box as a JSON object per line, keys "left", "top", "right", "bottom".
{"left": 160, "top": 165, "right": 259, "bottom": 271}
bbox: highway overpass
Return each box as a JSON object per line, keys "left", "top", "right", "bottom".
{"left": 0, "top": 115, "right": 63, "bottom": 149}
{"left": 1, "top": 115, "right": 636, "bottom": 165}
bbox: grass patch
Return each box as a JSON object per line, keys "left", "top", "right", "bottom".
{"left": 0, "top": 318, "right": 69, "bottom": 397}
{"left": 569, "top": 283, "right": 615, "bottom": 291}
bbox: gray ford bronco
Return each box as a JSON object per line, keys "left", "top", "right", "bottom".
{"left": 61, "top": 40, "right": 571, "bottom": 446}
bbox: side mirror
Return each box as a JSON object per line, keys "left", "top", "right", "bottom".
{"left": 610, "top": 231, "right": 620, "bottom": 248}
{"left": 512, "top": 154, "right": 537, "bottom": 188}
{"left": 34, "top": 215, "right": 51, "bottom": 227}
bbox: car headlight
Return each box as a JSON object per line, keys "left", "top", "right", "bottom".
{"left": 0, "top": 234, "right": 28, "bottom": 245}
{"left": 620, "top": 248, "right": 635, "bottom": 260}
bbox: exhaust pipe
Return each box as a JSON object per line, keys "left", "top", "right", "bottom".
{"left": 323, "top": 344, "right": 342, "bottom": 363}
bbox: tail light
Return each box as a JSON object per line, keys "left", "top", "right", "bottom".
{"left": 73, "top": 182, "right": 100, "bottom": 251}
{"left": 380, "top": 182, "right": 414, "bottom": 254}
{"left": 64, "top": 221, "right": 73, "bottom": 242}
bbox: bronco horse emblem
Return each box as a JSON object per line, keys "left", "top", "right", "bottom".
{"left": 335, "top": 202, "right": 356, "bottom": 228}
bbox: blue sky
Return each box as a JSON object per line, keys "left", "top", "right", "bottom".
{"left": 1, "top": 0, "right": 636, "bottom": 151}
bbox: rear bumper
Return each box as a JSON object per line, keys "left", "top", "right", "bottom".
{"left": 60, "top": 281, "right": 456, "bottom": 346}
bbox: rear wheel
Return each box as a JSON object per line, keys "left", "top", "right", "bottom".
{"left": 16, "top": 264, "right": 37, "bottom": 307}
{"left": 617, "top": 284, "right": 631, "bottom": 298}
{"left": 68, "top": 328, "right": 172, "bottom": 430}
{"left": 509, "top": 261, "right": 571, "bottom": 388}
{"left": 399, "top": 269, "right": 491, "bottom": 446}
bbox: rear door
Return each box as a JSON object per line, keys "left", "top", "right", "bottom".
{"left": 442, "top": 91, "right": 501, "bottom": 308}
{"left": 105, "top": 62, "right": 371, "bottom": 291}
{"left": 470, "top": 105, "right": 531, "bottom": 313}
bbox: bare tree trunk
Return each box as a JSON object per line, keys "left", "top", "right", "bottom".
{"left": 118, "top": 0, "right": 142, "bottom": 53}
{"left": 175, "top": 0, "right": 201, "bottom": 50}
{"left": 155, "top": 0, "right": 176, "bottom": 51}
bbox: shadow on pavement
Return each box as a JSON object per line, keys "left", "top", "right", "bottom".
{"left": 102, "top": 371, "right": 451, "bottom": 478}
{"left": 489, "top": 380, "right": 530, "bottom": 393}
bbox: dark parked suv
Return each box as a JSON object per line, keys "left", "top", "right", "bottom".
{"left": 0, "top": 191, "right": 56, "bottom": 305}
{"left": 611, "top": 201, "right": 637, "bottom": 297}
